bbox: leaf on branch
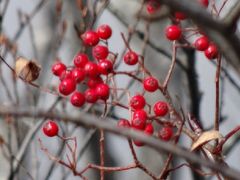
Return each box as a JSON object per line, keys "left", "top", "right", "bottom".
{"left": 15, "top": 57, "right": 41, "bottom": 82}
{"left": 191, "top": 130, "right": 223, "bottom": 151}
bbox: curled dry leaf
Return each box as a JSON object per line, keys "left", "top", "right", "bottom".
{"left": 191, "top": 130, "right": 223, "bottom": 151}
{"left": 15, "top": 57, "right": 41, "bottom": 82}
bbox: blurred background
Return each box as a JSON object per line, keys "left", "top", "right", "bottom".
{"left": 0, "top": 0, "right": 240, "bottom": 179}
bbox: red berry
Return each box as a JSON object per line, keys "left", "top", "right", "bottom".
{"left": 95, "top": 83, "right": 110, "bottom": 100}
{"left": 81, "top": 30, "right": 99, "bottom": 46}
{"left": 73, "top": 53, "right": 89, "bottom": 68}
{"left": 175, "top": 12, "right": 187, "bottom": 20}
{"left": 87, "top": 76, "right": 103, "bottom": 89}
{"left": 133, "top": 140, "right": 144, "bottom": 147}
{"left": 84, "top": 89, "right": 98, "bottom": 103}
{"left": 97, "top": 24, "right": 112, "bottom": 40}
{"left": 131, "top": 109, "right": 147, "bottom": 130}
{"left": 59, "top": 78, "right": 76, "bottom": 96}
{"left": 146, "top": 0, "right": 161, "bottom": 14}
{"left": 204, "top": 43, "right": 218, "bottom": 59}
{"left": 92, "top": 45, "right": 109, "bottom": 60}
{"left": 84, "top": 62, "right": 99, "bottom": 77}
{"left": 98, "top": 59, "right": 113, "bottom": 75}
{"left": 117, "top": 119, "right": 131, "bottom": 128}
{"left": 165, "top": 25, "right": 182, "bottom": 41}
{"left": 70, "top": 91, "right": 85, "bottom": 107}
{"left": 42, "top": 120, "right": 59, "bottom": 137}
{"left": 153, "top": 101, "right": 169, "bottom": 116}
{"left": 198, "top": 0, "right": 209, "bottom": 7}
{"left": 194, "top": 36, "right": 209, "bottom": 51}
{"left": 52, "top": 61, "right": 66, "bottom": 76}
{"left": 60, "top": 70, "right": 73, "bottom": 81}
{"left": 158, "top": 127, "right": 173, "bottom": 141}
{"left": 130, "top": 94, "right": 146, "bottom": 110}
{"left": 144, "top": 123, "right": 154, "bottom": 135}
{"left": 72, "top": 68, "right": 85, "bottom": 83}
{"left": 143, "top": 76, "right": 158, "bottom": 92}
{"left": 123, "top": 51, "right": 138, "bottom": 65}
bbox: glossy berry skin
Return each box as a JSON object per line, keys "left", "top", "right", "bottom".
{"left": 72, "top": 68, "right": 85, "bottom": 83}
{"left": 143, "top": 76, "right": 158, "bottom": 92}
{"left": 70, "top": 91, "right": 85, "bottom": 107}
{"left": 146, "top": 0, "right": 161, "bottom": 14}
{"left": 60, "top": 70, "right": 73, "bottom": 81}
{"left": 165, "top": 25, "right": 182, "bottom": 41}
{"left": 98, "top": 59, "right": 113, "bottom": 75}
{"left": 144, "top": 123, "right": 154, "bottom": 135}
{"left": 74, "top": 53, "right": 89, "bottom": 68}
{"left": 84, "top": 89, "right": 98, "bottom": 103}
{"left": 52, "top": 62, "right": 66, "bottom": 76}
{"left": 204, "top": 43, "right": 218, "bottom": 60}
{"left": 153, "top": 101, "right": 169, "bottom": 116}
{"left": 194, "top": 36, "right": 209, "bottom": 51}
{"left": 97, "top": 24, "right": 112, "bottom": 40}
{"left": 92, "top": 45, "right": 109, "bottom": 60}
{"left": 84, "top": 62, "right": 99, "bottom": 78}
{"left": 174, "top": 12, "right": 187, "bottom": 20}
{"left": 95, "top": 83, "right": 110, "bottom": 100}
{"left": 81, "top": 30, "right": 99, "bottom": 46}
{"left": 42, "top": 120, "right": 59, "bottom": 137}
{"left": 87, "top": 76, "right": 103, "bottom": 89}
{"left": 123, "top": 51, "right": 138, "bottom": 65}
{"left": 59, "top": 78, "right": 76, "bottom": 96}
{"left": 130, "top": 94, "right": 146, "bottom": 110}
{"left": 131, "top": 109, "right": 147, "bottom": 130}
{"left": 117, "top": 119, "right": 131, "bottom": 128}
{"left": 198, "top": 0, "right": 209, "bottom": 7}
{"left": 158, "top": 127, "right": 173, "bottom": 141}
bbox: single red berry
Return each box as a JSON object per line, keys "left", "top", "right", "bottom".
{"left": 84, "top": 62, "right": 99, "bottom": 77}
{"left": 123, "top": 51, "right": 138, "bottom": 65}
{"left": 52, "top": 61, "right": 66, "bottom": 76}
{"left": 133, "top": 140, "right": 144, "bottom": 147}
{"left": 59, "top": 78, "right": 76, "bottom": 96}
{"left": 70, "top": 91, "right": 85, "bottom": 107}
{"left": 198, "top": 0, "right": 209, "bottom": 7}
{"left": 97, "top": 24, "right": 112, "bottom": 40}
{"left": 165, "top": 25, "right": 182, "bottom": 41}
{"left": 130, "top": 94, "right": 146, "bottom": 110}
{"left": 158, "top": 127, "right": 173, "bottom": 141}
{"left": 117, "top": 119, "right": 131, "bottom": 128}
{"left": 71, "top": 68, "right": 85, "bottom": 83}
{"left": 146, "top": 0, "right": 161, "bottom": 14}
{"left": 95, "top": 83, "right": 110, "bottom": 100}
{"left": 42, "top": 120, "right": 59, "bottom": 137}
{"left": 143, "top": 76, "right": 159, "bottom": 92}
{"left": 204, "top": 43, "right": 218, "bottom": 59}
{"left": 144, "top": 123, "right": 154, "bottom": 135}
{"left": 98, "top": 59, "right": 113, "bottom": 75}
{"left": 84, "top": 88, "right": 98, "bottom": 103}
{"left": 87, "top": 76, "right": 103, "bottom": 89}
{"left": 153, "top": 101, "right": 169, "bottom": 116}
{"left": 92, "top": 45, "right": 109, "bottom": 60}
{"left": 174, "top": 12, "right": 187, "bottom": 20}
{"left": 194, "top": 36, "right": 209, "bottom": 51}
{"left": 131, "top": 109, "right": 147, "bottom": 130}
{"left": 73, "top": 53, "right": 89, "bottom": 68}
{"left": 59, "top": 70, "right": 73, "bottom": 81}
{"left": 81, "top": 30, "right": 99, "bottom": 46}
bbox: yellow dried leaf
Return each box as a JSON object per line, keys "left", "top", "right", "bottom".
{"left": 191, "top": 130, "right": 223, "bottom": 151}
{"left": 15, "top": 57, "right": 41, "bottom": 82}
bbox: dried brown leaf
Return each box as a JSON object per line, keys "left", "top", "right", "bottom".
{"left": 191, "top": 130, "right": 223, "bottom": 151}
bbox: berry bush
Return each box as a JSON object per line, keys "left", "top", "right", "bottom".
{"left": 0, "top": 0, "right": 240, "bottom": 180}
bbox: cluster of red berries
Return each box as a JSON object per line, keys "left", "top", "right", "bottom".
{"left": 118, "top": 93, "right": 173, "bottom": 147}
{"left": 51, "top": 25, "right": 114, "bottom": 107}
